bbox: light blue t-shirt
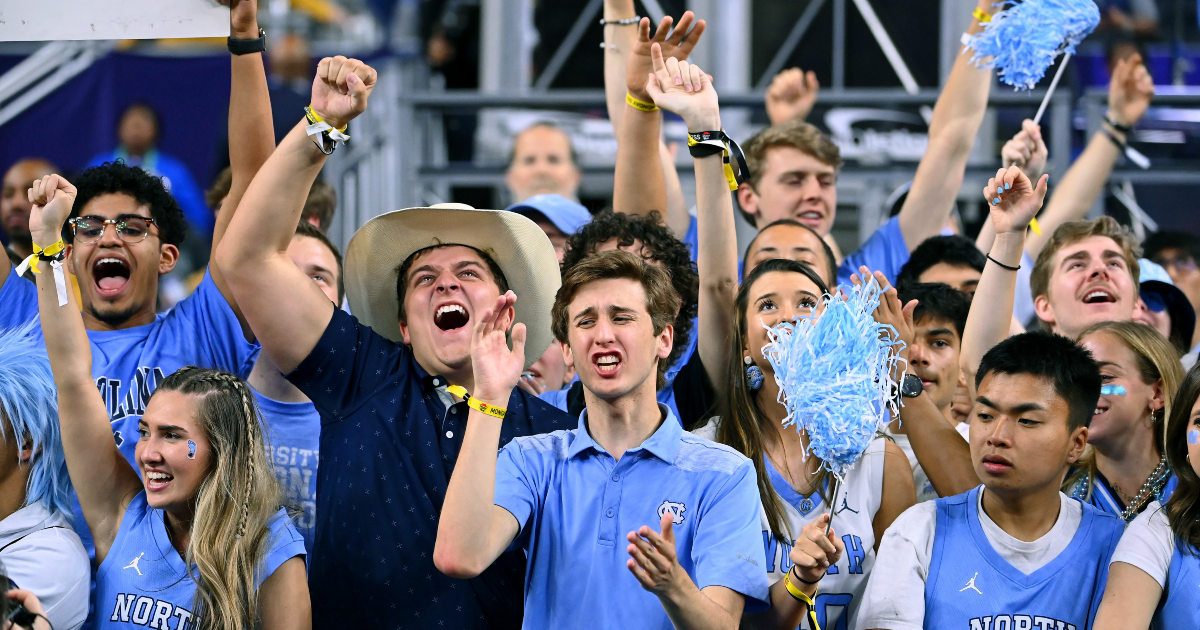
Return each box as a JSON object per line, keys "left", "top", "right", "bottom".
{"left": 493, "top": 406, "right": 770, "bottom": 629}
{"left": 837, "top": 216, "right": 911, "bottom": 287}
{"left": 0, "top": 268, "right": 38, "bottom": 331}
{"left": 95, "top": 491, "right": 305, "bottom": 629}
{"left": 254, "top": 390, "right": 320, "bottom": 554}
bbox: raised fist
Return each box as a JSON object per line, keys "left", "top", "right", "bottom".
{"left": 1000, "top": 119, "right": 1047, "bottom": 184}
{"left": 27, "top": 174, "right": 77, "bottom": 247}
{"left": 765, "top": 67, "right": 819, "bottom": 125}
{"left": 1108, "top": 53, "right": 1154, "bottom": 129}
{"left": 218, "top": 0, "right": 259, "bottom": 39}
{"left": 311, "top": 56, "right": 378, "bottom": 131}
{"left": 983, "top": 166, "right": 1048, "bottom": 236}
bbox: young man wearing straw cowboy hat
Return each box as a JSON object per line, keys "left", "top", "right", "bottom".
{"left": 215, "top": 56, "right": 572, "bottom": 630}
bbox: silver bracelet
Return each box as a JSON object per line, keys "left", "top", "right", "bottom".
{"left": 599, "top": 16, "right": 640, "bottom": 25}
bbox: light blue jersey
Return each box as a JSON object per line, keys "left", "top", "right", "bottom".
{"left": 0, "top": 268, "right": 38, "bottom": 331}
{"left": 96, "top": 492, "right": 305, "bottom": 629}
{"left": 254, "top": 390, "right": 320, "bottom": 553}
{"left": 924, "top": 487, "right": 1124, "bottom": 630}
{"left": 1156, "top": 542, "right": 1200, "bottom": 629}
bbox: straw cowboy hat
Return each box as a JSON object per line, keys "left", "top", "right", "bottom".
{"left": 343, "top": 203, "right": 561, "bottom": 368}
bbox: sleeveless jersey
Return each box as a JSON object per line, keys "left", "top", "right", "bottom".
{"left": 762, "top": 438, "right": 887, "bottom": 630}
{"left": 1155, "top": 541, "right": 1200, "bottom": 629}
{"left": 1066, "top": 468, "right": 1175, "bottom": 523}
{"left": 924, "top": 487, "right": 1124, "bottom": 630}
{"left": 95, "top": 492, "right": 306, "bottom": 629}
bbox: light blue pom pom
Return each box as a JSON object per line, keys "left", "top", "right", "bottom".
{"left": 761, "top": 278, "right": 908, "bottom": 478}
{"left": 965, "top": 0, "right": 1100, "bottom": 90}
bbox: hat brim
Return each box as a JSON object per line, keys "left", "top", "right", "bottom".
{"left": 1141, "top": 280, "right": 1196, "bottom": 349}
{"left": 343, "top": 205, "right": 561, "bottom": 369}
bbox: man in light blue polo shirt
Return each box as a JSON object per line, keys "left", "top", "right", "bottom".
{"left": 435, "top": 249, "right": 768, "bottom": 629}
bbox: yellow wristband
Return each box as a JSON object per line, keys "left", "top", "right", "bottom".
{"left": 1029, "top": 216, "right": 1042, "bottom": 235}
{"left": 972, "top": 8, "right": 992, "bottom": 23}
{"left": 626, "top": 93, "right": 659, "bottom": 112}
{"left": 306, "top": 104, "right": 348, "bottom": 133}
{"left": 783, "top": 569, "right": 821, "bottom": 630}
{"left": 446, "top": 385, "right": 507, "bottom": 419}
{"left": 23, "top": 239, "right": 67, "bottom": 274}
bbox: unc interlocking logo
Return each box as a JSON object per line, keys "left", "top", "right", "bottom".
{"left": 657, "top": 500, "right": 686, "bottom": 525}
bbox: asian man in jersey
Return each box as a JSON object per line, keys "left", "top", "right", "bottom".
{"left": 857, "top": 330, "right": 1126, "bottom": 629}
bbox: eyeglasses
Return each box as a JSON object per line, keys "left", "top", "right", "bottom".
{"left": 69, "top": 215, "right": 159, "bottom": 244}
{"left": 1154, "top": 257, "right": 1198, "bottom": 273}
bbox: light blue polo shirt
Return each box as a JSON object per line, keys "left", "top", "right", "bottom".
{"left": 494, "top": 405, "right": 770, "bottom": 629}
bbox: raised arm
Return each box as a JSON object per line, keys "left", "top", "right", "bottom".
{"left": 215, "top": 57, "right": 376, "bottom": 373}
{"left": 1022, "top": 54, "right": 1154, "bottom": 260}
{"left": 644, "top": 45, "right": 736, "bottom": 391}
{"left": 975, "top": 119, "right": 1048, "bottom": 252}
{"left": 611, "top": 13, "right": 704, "bottom": 238}
{"left": 434, "top": 292, "right": 524, "bottom": 578}
{"left": 895, "top": 0, "right": 995, "bottom": 250}
{"left": 209, "top": 0, "right": 276, "bottom": 336}
{"left": 28, "top": 175, "right": 141, "bottom": 561}
{"left": 960, "top": 166, "right": 1047, "bottom": 389}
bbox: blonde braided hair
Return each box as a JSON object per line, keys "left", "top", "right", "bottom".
{"left": 155, "top": 367, "right": 282, "bottom": 630}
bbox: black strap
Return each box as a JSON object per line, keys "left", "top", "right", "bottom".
{"left": 228, "top": 28, "right": 267, "bottom": 55}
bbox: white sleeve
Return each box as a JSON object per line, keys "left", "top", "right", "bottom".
{"left": 855, "top": 502, "right": 937, "bottom": 630}
{"left": 0, "top": 528, "right": 91, "bottom": 630}
{"left": 1110, "top": 502, "right": 1174, "bottom": 588}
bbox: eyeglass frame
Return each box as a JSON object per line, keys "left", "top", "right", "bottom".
{"left": 68, "top": 214, "right": 161, "bottom": 244}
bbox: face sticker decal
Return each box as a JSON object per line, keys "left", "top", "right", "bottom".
{"left": 187, "top": 440, "right": 196, "bottom": 459}
{"left": 1188, "top": 430, "right": 1199, "bottom": 445}
{"left": 1100, "top": 384, "right": 1127, "bottom": 397}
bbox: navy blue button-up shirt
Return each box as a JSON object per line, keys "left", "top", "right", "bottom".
{"left": 287, "top": 308, "right": 573, "bottom": 629}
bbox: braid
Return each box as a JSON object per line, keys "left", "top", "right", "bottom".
{"left": 233, "top": 380, "right": 256, "bottom": 539}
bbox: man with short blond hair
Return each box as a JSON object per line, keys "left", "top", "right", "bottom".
{"left": 1031, "top": 216, "right": 1141, "bottom": 340}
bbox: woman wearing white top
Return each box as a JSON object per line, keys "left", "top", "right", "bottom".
{"left": 1094, "top": 362, "right": 1200, "bottom": 629}
{"left": 695, "top": 258, "right": 916, "bottom": 630}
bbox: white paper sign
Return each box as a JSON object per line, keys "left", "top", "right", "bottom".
{"left": 0, "top": 0, "right": 229, "bottom": 42}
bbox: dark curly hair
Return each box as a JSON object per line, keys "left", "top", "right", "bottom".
{"left": 64, "top": 161, "right": 188, "bottom": 247}
{"left": 896, "top": 235, "right": 985, "bottom": 290}
{"left": 561, "top": 211, "right": 698, "bottom": 371}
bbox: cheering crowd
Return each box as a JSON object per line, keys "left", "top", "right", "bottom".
{"left": 0, "top": 0, "right": 1199, "bottom": 629}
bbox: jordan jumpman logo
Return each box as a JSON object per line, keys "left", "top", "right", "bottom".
{"left": 959, "top": 572, "right": 982, "bottom": 594}
{"left": 124, "top": 552, "right": 145, "bottom": 576}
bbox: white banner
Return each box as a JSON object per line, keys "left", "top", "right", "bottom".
{"left": 0, "top": 0, "right": 229, "bottom": 41}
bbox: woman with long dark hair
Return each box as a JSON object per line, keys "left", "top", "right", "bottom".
{"left": 1094, "top": 362, "right": 1200, "bottom": 628}
{"left": 695, "top": 258, "right": 916, "bottom": 630}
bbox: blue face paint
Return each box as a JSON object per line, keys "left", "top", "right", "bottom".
{"left": 1100, "top": 384, "right": 1127, "bottom": 397}
{"left": 187, "top": 440, "right": 196, "bottom": 459}
{"left": 1188, "top": 430, "right": 1199, "bottom": 445}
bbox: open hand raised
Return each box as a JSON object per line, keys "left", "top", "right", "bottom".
{"left": 765, "top": 67, "right": 820, "bottom": 125}
{"left": 644, "top": 43, "right": 719, "bottom": 132}
{"left": 311, "top": 56, "right": 378, "bottom": 131}
{"left": 626, "top": 12, "right": 705, "bottom": 101}
{"left": 984, "top": 165, "right": 1048, "bottom": 235}
{"left": 468, "top": 291, "right": 526, "bottom": 405}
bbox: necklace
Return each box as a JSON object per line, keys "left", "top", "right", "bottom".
{"left": 1118, "top": 456, "right": 1170, "bottom": 522}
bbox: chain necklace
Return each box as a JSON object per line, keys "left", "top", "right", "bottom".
{"left": 1118, "top": 456, "right": 1170, "bottom": 522}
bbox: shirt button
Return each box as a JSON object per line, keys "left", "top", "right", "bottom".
{"left": 450, "top": 407, "right": 457, "bottom": 414}
{"left": 611, "top": 474, "right": 620, "bottom": 482}
{"left": 432, "top": 378, "right": 441, "bottom": 386}
{"left": 445, "top": 430, "right": 454, "bottom": 439}
{"left": 606, "top": 508, "right": 614, "bottom": 518}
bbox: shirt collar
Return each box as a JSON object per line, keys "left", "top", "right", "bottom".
{"left": 566, "top": 403, "right": 681, "bottom": 463}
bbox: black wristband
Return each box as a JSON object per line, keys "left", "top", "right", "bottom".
{"left": 688, "top": 143, "right": 724, "bottom": 158}
{"left": 790, "top": 565, "right": 821, "bottom": 585}
{"left": 228, "top": 27, "right": 266, "bottom": 55}
{"left": 986, "top": 253, "right": 1020, "bottom": 271}
{"left": 1103, "top": 115, "right": 1132, "bottom": 134}
{"left": 1099, "top": 126, "right": 1127, "bottom": 152}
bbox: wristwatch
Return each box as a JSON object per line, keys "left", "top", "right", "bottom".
{"left": 899, "top": 374, "right": 924, "bottom": 398}
{"left": 228, "top": 27, "right": 266, "bottom": 55}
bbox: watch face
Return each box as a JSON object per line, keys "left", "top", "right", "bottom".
{"left": 901, "top": 374, "right": 923, "bottom": 398}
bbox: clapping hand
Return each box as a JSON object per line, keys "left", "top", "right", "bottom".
{"left": 765, "top": 68, "right": 820, "bottom": 125}
{"left": 310, "top": 56, "right": 378, "bottom": 132}
{"left": 788, "top": 513, "right": 844, "bottom": 585}
{"left": 643, "top": 43, "right": 719, "bottom": 132}
{"left": 627, "top": 512, "right": 693, "bottom": 598}
{"left": 469, "top": 291, "right": 526, "bottom": 406}
{"left": 984, "top": 165, "right": 1048, "bottom": 236}
{"left": 626, "top": 12, "right": 705, "bottom": 102}
{"left": 1001, "top": 119, "right": 1047, "bottom": 184}
{"left": 27, "top": 174, "right": 77, "bottom": 247}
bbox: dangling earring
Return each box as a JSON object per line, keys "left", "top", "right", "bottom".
{"left": 744, "top": 356, "right": 763, "bottom": 391}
